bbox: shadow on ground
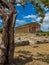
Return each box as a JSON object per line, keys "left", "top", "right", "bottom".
{"left": 13, "top": 55, "right": 33, "bottom": 65}
{"left": 13, "top": 51, "right": 33, "bottom": 65}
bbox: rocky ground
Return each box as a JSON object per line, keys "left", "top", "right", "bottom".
{"left": 0, "top": 33, "right": 49, "bottom": 65}
{"left": 14, "top": 33, "right": 49, "bottom": 65}
{"left": 14, "top": 44, "right": 49, "bottom": 65}
{"left": 14, "top": 33, "right": 49, "bottom": 45}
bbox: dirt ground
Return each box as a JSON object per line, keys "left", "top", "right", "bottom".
{"left": 14, "top": 43, "right": 49, "bottom": 65}
{"left": 0, "top": 33, "right": 49, "bottom": 65}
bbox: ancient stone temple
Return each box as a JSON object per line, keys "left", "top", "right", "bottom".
{"left": 15, "top": 22, "right": 40, "bottom": 33}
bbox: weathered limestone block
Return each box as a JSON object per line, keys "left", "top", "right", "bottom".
{"left": 15, "top": 40, "right": 29, "bottom": 46}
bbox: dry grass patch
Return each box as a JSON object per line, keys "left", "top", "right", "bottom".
{"left": 14, "top": 43, "right": 49, "bottom": 65}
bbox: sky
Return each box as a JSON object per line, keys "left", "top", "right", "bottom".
{"left": 0, "top": 3, "right": 49, "bottom": 32}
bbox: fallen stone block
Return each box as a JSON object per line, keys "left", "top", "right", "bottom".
{"left": 15, "top": 40, "right": 29, "bottom": 46}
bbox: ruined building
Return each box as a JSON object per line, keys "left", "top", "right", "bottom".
{"left": 15, "top": 22, "right": 40, "bottom": 33}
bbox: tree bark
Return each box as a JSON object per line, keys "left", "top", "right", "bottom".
{"left": 4, "top": 14, "right": 16, "bottom": 65}
{"left": 1, "top": 19, "right": 9, "bottom": 65}
{"left": 7, "top": 14, "right": 15, "bottom": 64}
{"left": 0, "top": 13, "right": 16, "bottom": 65}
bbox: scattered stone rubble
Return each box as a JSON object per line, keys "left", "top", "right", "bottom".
{"left": 34, "top": 37, "right": 49, "bottom": 44}
{"left": 15, "top": 36, "right": 49, "bottom": 47}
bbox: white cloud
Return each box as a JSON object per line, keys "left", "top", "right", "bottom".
{"left": 41, "top": 12, "right": 49, "bottom": 31}
{"left": 43, "top": 12, "right": 49, "bottom": 22}
{"left": 44, "top": 7, "right": 49, "bottom": 12}
{"left": 41, "top": 22, "right": 49, "bottom": 28}
{"left": 17, "top": 4, "right": 21, "bottom": 6}
{"left": 24, "top": 14, "right": 42, "bottom": 22}
{"left": 24, "top": 14, "right": 37, "bottom": 19}
{"left": 36, "top": 17, "right": 42, "bottom": 22}
{"left": 16, "top": 20, "right": 25, "bottom": 24}
{"left": 0, "top": 20, "right": 2, "bottom": 22}
{"left": 41, "top": 22, "right": 49, "bottom": 31}
{"left": 15, "top": 19, "right": 27, "bottom": 26}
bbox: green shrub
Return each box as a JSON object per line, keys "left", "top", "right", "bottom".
{"left": 46, "top": 32, "right": 49, "bottom": 36}
{"left": 36, "top": 33, "right": 40, "bottom": 36}
{"left": 0, "top": 27, "right": 3, "bottom": 33}
{"left": 41, "top": 33, "right": 46, "bottom": 36}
